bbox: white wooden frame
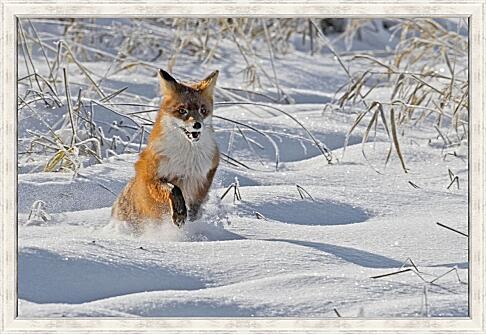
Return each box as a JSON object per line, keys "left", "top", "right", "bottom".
{"left": 1, "top": 1, "right": 484, "bottom": 333}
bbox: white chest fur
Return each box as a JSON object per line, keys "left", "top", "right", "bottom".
{"left": 152, "top": 116, "right": 217, "bottom": 205}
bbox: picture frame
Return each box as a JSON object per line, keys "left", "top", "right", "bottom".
{"left": 1, "top": 0, "right": 485, "bottom": 333}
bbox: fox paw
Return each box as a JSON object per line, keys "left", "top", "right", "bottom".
{"left": 172, "top": 210, "right": 187, "bottom": 228}
{"left": 188, "top": 205, "right": 202, "bottom": 221}
{"left": 169, "top": 185, "right": 187, "bottom": 227}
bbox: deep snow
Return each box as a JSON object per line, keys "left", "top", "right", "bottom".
{"left": 17, "top": 18, "right": 468, "bottom": 318}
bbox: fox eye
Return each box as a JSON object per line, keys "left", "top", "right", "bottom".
{"left": 200, "top": 107, "right": 208, "bottom": 116}
{"left": 178, "top": 108, "right": 188, "bottom": 115}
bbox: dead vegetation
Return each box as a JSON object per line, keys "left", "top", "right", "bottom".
{"left": 333, "top": 19, "right": 468, "bottom": 172}
{"left": 17, "top": 18, "right": 468, "bottom": 174}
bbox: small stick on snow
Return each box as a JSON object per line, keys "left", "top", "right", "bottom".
{"left": 430, "top": 266, "right": 465, "bottom": 284}
{"left": 448, "top": 168, "right": 455, "bottom": 181}
{"left": 220, "top": 183, "right": 235, "bottom": 200}
{"left": 446, "top": 176, "right": 460, "bottom": 190}
{"left": 372, "top": 267, "right": 429, "bottom": 282}
{"left": 233, "top": 177, "right": 242, "bottom": 203}
{"left": 296, "top": 184, "right": 314, "bottom": 201}
{"left": 371, "top": 268, "right": 412, "bottom": 279}
{"left": 412, "top": 270, "right": 429, "bottom": 284}
{"left": 422, "top": 285, "right": 430, "bottom": 317}
{"left": 333, "top": 308, "right": 341, "bottom": 317}
{"left": 138, "top": 126, "right": 145, "bottom": 152}
{"left": 100, "top": 86, "right": 128, "bottom": 103}
{"left": 254, "top": 212, "right": 266, "bottom": 220}
{"left": 434, "top": 125, "right": 451, "bottom": 146}
{"left": 220, "top": 182, "right": 242, "bottom": 202}
{"left": 63, "top": 67, "right": 77, "bottom": 147}
{"left": 220, "top": 152, "right": 255, "bottom": 170}
{"left": 408, "top": 181, "right": 420, "bottom": 189}
{"left": 400, "top": 257, "right": 421, "bottom": 273}
{"left": 436, "top": 222, "right": 468, "bottom": 237}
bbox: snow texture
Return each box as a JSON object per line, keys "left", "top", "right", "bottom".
{"left": 17, "top": 18, "right": 468, "bottom": 318}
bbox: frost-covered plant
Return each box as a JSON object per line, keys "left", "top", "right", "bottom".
{"left": 26, "top": 200, "right": 51, "bottom": 225}
{"left": 333, "top": 18, "right": 468, "bottom": 172}
{"left": 18, "top": 17, "right": 467, "bottom": 174}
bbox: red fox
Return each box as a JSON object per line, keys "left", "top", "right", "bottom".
{"left": 112, "top": 69, "right": 220, "bottom": 230}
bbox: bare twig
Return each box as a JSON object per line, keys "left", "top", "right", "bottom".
{"left": 436, "top": 222, "right": 468, "bottom": 237}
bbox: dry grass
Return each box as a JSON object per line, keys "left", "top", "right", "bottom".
{"left": 17, "top": 18, "right": 468, "bottom": 174}
{"left": 18, "top": 18, "right": 339, "bottom": 173}
{"left": 332, "top": 19, "right": 468, "bottom": 172}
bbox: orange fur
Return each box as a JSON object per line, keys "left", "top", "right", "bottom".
{"left": 111, "top": 70, "right": 220, "bottom": 230}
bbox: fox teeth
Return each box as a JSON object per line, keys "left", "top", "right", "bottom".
{"left": 180, "top": 128, "right": 201, "bottom": 142}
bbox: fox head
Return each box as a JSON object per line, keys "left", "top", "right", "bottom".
{"left": 156, "top": 69, "right": 218, "bottom": 144}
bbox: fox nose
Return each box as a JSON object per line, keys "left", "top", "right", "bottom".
{"left": 193, "top": 122, "right": 202, "bottom": 130}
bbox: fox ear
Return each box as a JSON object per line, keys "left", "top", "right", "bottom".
{"left": 158, "top": 69, "right": 179, "bottom": 96}
{"left": 198, "top": 70, "right": 219, "bottom": 97}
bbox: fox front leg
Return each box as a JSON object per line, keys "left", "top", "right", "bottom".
{"left": 159, "top": 179, "right": 187, "bottom": 227}
{"left": 187, "top": 166, "right": 218, "bottom": 222}
{"left": 169, "top": 184, "right": 187, "bottom": 227}
{"left": 188, "top": 203, "right": 202, "bottom": 221}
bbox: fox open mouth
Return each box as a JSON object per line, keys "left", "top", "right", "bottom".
{"left": 180, "top": 127, "right": 201, "bottom": 142}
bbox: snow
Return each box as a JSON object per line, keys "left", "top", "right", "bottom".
{"left": 17, "top": 19, "right": 468, "bottom": 318}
